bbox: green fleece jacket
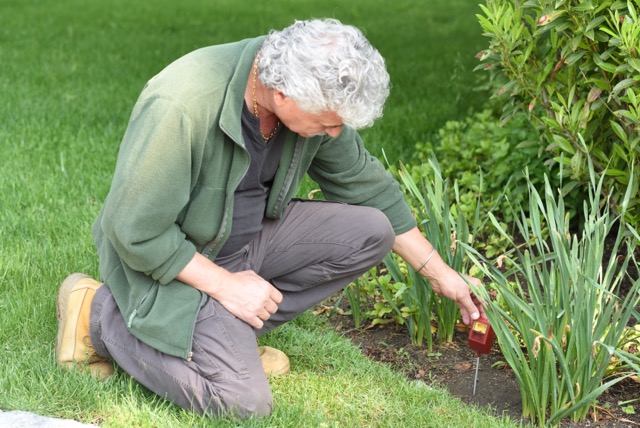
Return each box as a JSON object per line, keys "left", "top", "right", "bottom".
{"left": 93, "top": 36, "right": 417, "bottom": 359}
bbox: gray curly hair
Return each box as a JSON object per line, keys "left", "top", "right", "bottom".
{"left": 257, "top": 19, "right": 390, "bottom": 130}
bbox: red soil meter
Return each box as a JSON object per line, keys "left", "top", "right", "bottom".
{"left": 468, "top": 315, "right": 496, "bottom": 396}
{"left": 468, "top": 315, "right": 495, "bottom": 355}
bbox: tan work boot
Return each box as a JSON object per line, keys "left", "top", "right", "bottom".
{"left": 258, "top": 346, "right": 290, "bottom": 376}
{"left": 56, "top": 273, "right": 114, "bottom": 380}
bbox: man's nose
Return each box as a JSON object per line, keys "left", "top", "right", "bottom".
{"left": 326, "top": 126, "right": 343, "bottom": 138}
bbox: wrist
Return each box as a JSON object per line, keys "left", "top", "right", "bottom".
{"left": 419, "top": 254, "right": 455, "bottom": 282}
{"left": 416, "top": 248, "right": 437, "bottom": 273}
{"left": 176, "top": 252, "right": 229, "bottom": 297}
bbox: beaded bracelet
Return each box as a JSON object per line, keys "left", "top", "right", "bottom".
{"left": 417, "top": 248, "right": 437, "bottom": 273}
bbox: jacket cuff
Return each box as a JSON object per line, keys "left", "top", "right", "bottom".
{"left": 152, "top": 240, "right": 197, "bottom": 285}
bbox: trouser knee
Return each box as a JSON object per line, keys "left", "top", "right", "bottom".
{"left": 360, "top": 207, "right": 396, "bottom": 260}
{"left": 208, "top": 382, "right": 273, "bottom": 420}
{"left": 236, "top": 388, "right": 273, "bottom": 419}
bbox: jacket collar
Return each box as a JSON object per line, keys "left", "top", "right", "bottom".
{"left": 219, "top": 36, "right": 267, "bottom": 146}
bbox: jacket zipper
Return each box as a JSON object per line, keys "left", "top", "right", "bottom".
{"left": 185, "top": 291, "right": 206, "bottom": 361}
{"left": 126, "top": 291, "right": 150, "bottom": 328}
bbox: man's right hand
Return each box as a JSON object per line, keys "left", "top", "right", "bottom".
{"left": 209, "top": 270, "right": 283, "bottom": 329}
{"left": 176, "top": 252, "right": 283, "bottom": 329}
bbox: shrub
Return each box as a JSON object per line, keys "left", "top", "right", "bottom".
{"left": 415, "top": 109, "right": 547, "bottom": 219}
{"left": 477, "top": 0, "right": 640, "bottom": 231}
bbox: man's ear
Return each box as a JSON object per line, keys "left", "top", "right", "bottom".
{"left": 272, "top": 90, "right": 288, "bottom": 106}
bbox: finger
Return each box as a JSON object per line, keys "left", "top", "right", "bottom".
{"left": 256, "top": 306, "right": 271, "bottom": 320}
{"left": 458, "top": 293, "right": 480, "bottom": 325}
{"left": 248, "top": 316, "right": 264, "bottom": 330}
{"left": 270, "top": 287, "right": 283, "bottom": 304}
{"left": 472, "top": 295, "right": 487, "bottom": 313}
{"left": 465, "top": 276, "right": 487, "bottom": 307}
{"left": 467, "top": 280, "right": 489, "bottom": 316}
{"left": 264, "top": 300, "right": 279, "bottom": 314}
{"left": 461, "top": 310, "right": 471, "bottom": 326}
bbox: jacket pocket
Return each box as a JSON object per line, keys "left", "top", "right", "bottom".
{"left": 126, "top": 277, "right": 158, "bottom": 328}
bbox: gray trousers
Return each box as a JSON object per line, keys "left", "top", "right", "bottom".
{"left": 89, "top": 200, "right": 395, "bottom": 419}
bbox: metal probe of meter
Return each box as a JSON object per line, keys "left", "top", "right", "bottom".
{"left": 467, "top": 315, "right": 496, "bottom": 395}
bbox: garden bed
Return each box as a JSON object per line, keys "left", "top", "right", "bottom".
{"left": 323, "top": 300, "right": 640, "bottom": 427}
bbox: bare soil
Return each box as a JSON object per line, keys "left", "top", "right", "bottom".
{"left": 322, "top": 304, "right": 640, "bottom": 427}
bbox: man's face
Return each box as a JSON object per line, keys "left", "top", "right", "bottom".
{"left": 273, "top": 92, "right": 344, "bottom": 138}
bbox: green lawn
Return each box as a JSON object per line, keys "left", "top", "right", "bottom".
{"left": 0, "top": 1, "right": 525, "bottom": 426}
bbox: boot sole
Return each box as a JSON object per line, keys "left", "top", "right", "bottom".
{"left": 55, "top": 273, "right": 91, "bottom": 363}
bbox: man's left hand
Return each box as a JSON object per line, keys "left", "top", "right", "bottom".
{"left": 429, "top": 270, "right": 484, "bottom": 325}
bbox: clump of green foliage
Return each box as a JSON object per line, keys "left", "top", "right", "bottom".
{"left": 345, "top": 158, "right": 474, "bottom": 351}
{"left": 477, "top": 0, "right": 640, "bottom": 230}
{"left": 347, "top": 262, "right": 436, "bottom": 350}
{"left": 465, "top": 163, "right": 640, "bottom": 426}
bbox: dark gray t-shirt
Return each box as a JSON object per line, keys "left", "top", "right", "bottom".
{"left": 216, "top": 103, "right": 284, "bottom": 257}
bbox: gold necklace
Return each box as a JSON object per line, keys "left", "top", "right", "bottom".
{"left": 252, "top": 64, "right": 280, "bottom": 142}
